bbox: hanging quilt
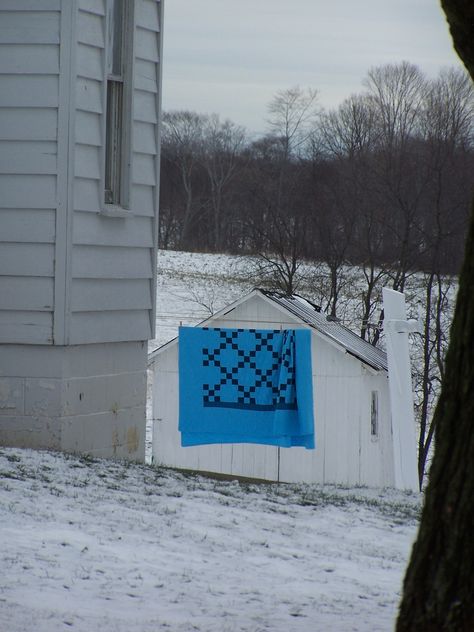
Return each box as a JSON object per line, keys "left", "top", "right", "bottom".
{"left": 178, "top": 327, "right": 314, "bottom": 449}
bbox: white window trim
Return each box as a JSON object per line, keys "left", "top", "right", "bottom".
{"left": 100, "top": 0, "right": 135, "bottom": 218}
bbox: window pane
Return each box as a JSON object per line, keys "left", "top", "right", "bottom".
{"left": 107, "top": 0, "right": 124, "bottom": 77}
{"left": 105, "top": 80, "right": 123, "bottom": 205}
{"left": 370, "top": 391, "right": 378, "bottom": 436}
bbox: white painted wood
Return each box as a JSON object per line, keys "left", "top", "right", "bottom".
{"left": 0, "top": 108, "right": 57, "bottom": 141}
{"left": 72, "top": 245, "right": 153, "bottom": 278}
{"left": 0, "top": 277, "right": 54, "bottom": 311}
{"left": 0, "top": 175, "right": 57, "bottom": 209}
{"left": 0, "top": 75, "right": 58, "bottom": 107}
{"left": 383, "top": 288, "right": 419, "bottom": 491}
{"left": 0, "top": 0, "right": 162, "bottom": 355}
{"left": 230, "top": 444, "right": 279, "bottom": 480}
{"left": 148, "top": 0, "right": 163, "bottom": 339}
{"left": 134, "top": 59, "right": 158, "bottom": 93}
{"left": 0, "top": 209, "right": 55, "bottom": 243}
{"left": 133, "top": 120, "right": 157, "bottom": 154}
{"left": 75, "top": 111, "right": 102, "bottom": 146}
{"left": 71, "top": 278, "right": 152, "bottom": 311}
{"left": 74, "top": 144, "right": 101, "bottom": 179}
{"left": 132, "top": 153, "right": 156, "bottom": 186}
{"left": 0, "top": 243, "right": 54, "bottom": 276}
{"left": 70, "top": 310, "right": 152, "bottom": 344}
{"left": 0, "top": 12, "right": 60, "bottom": 45}
{"left": 135, "top": 26, "right": 159, "bottom": 63}
{"left": 76, "top": 77, "right": 103, "bottom": 114}
{"left": 77, "top": 9, "right": 105, "bottom": 48}
{"left": 74, "top": 177, "right": 101, "bottom": 211}
{"left": 77, "top": 42, "right": 103, "bottom": 81}
{"left": 133, "top": 89, "right": 158, "bottom": 123}
{"left": 0, "top": 44, "right": 59, "bottom": 74}
{"left": 0, "top": 0, "right": 60, "bottom": 9}
{"left": 78, "top": 0, "right": 105, "bottom": 16}
{"left": 136, "top": 0, "right": 160, "bottom": 31}
{"left": 54, "top": 0, "right": 76, "bottom": 346}
{"left": 0, "top": 311, "right": 53, "bottom": 344}
{"left": 130, "top": 184, "right": 155, "bottom": 215}
{"left": 73, "top": 212, "right": 154, "bottom": 247}
{"left": 0, "top": 141, "right": 57, "bottom": 175}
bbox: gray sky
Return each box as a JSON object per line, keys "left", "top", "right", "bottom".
{"left": 162, "top": 0, "right": 464, "bottom": 135}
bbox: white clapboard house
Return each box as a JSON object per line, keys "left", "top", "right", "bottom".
{"left": 149, "top": 288, "right": 419, "bottom": 489}
{"left": 0, "top": 0, "right": 163, "bottom": 459}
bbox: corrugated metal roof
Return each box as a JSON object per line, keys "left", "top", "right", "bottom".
{"left": 260, "top": 290, "right": 388, "bottom": 372}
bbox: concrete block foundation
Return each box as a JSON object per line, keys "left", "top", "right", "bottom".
{"left": 0, "top": 341, "right": 147, "bottom": 461}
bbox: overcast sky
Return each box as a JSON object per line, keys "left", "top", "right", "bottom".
{"left": 161, "top": 0, "right": 464, "bottom": 135}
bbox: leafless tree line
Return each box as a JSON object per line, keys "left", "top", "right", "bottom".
{"left": 159, "top": 63, "right": 474, "bottom": 485}
{"left": 160, "top": 63, "right": 473, "bottom": 281}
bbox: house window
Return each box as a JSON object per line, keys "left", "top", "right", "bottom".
{"left": 370, "top": 391, "right": 379, "bottom": 438}
{"left": 104, "top": 0, "right": 132, "bottom": 208}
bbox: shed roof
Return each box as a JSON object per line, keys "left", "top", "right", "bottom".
{"left": 259, "top": 290, "right": 387, "bottom": 372}
{"left": 149, "top": 288, "right": 388, "bottom": 372}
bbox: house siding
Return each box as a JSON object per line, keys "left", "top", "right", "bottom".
{"left": 69, "top": 0, "right": 162, "bottom": 345}
{"left": 0, "top": 0, "right": 162, "bottom": 459}
{"left": 0, "top": 3, "right": 61, "bottom": 344}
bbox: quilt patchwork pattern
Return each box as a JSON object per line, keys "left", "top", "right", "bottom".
{"left": 201, "top": 329, "right": 297, "bottom": 410}
{"left": 178, "top": 326, "right": 315, "bottom": 449}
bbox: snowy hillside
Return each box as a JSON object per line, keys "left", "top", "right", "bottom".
{"left": 0, "top": 447, "right": 420, "bottom": 632}
{"left": 152, "top": 249, "right": 256, "bottom": 351}
{"left": 1, "top": 248, "right": 425, "bottom": 631}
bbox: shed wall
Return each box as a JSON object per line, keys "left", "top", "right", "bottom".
{"left": 152, "top": 295, "right": 395, "bottom": 487}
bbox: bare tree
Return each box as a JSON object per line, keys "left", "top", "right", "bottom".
{"left": 412, "top": 67, "right": 474, "bottom": 485}
{"left": 364, "top": 62, "right": 428, "bottom": 292}
{"left": 318, "top": 94, "right": 389, "bottom": 329}
{"left": 200, "top": 114, "right": 246, "bottom": 251}
{"left": 248, "top": 87, "right": 319, "bottom": 293}
{"left": 161, "top": 111, "right": 207, "bottom": 249}
{"left": 266, "top": 86, "right": 319, "bottom": 160}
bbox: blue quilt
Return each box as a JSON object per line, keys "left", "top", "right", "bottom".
{"left": 178, "top": 327, "right": 314, "bottom": 449}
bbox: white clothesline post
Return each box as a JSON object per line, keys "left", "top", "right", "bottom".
{"left": 383, "top": 287, "right": 420, "bottom": 492}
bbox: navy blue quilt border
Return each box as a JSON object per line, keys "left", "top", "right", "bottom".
{"left": 203, "top": 401, "right": 298, "bottom": 411}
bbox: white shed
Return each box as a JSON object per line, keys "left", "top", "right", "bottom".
{"left": 0, "top": 0, "right": 163, "bottom": 459}
{"left": 149, "top": 289, "right": 404, "bottom": 488}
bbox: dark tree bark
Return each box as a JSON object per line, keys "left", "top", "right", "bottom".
{"left": 396, "top": 2, "right": 474, "bottom": 630}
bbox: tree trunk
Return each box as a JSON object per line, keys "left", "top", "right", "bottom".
{"left": 397, "top": 197, "right": 474, "bottom": 630}
{"left": 397, "top": 2, "right": 474, "bottom": 629}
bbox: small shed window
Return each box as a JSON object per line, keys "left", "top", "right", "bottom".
{"left": 104, "top": 0, "right": 132, "bottom": 208}
{"left": 370, "top": 391, "right": 379, "bottom": 438}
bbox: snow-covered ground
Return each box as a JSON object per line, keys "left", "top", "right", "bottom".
{"left": 0, "top": 447, "right": 420, "bottom": 632}
{"left": 152, "top": 249, "right": 256, "bottom": 351}
{"left": 1, "top": 249, "right": 425, "bottom": 630}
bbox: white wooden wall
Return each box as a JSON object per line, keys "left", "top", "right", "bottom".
{"left": 152, "top": 295, "right": 395, "bottom": 488}
{"left": 70, "top": 0, "right": 162, "bottom": 345}
{"left": 0, "top": 0, "right": 163, "bottom": 347}
{"left": 0, "top": 1, "right": 61, "bottom": 344}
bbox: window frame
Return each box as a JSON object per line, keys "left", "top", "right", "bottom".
{"left": 370, "top": 390, "right": 379, "bottom": 440}
{"left": 101, "top": 0, "right": 135, "bottom": 217}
